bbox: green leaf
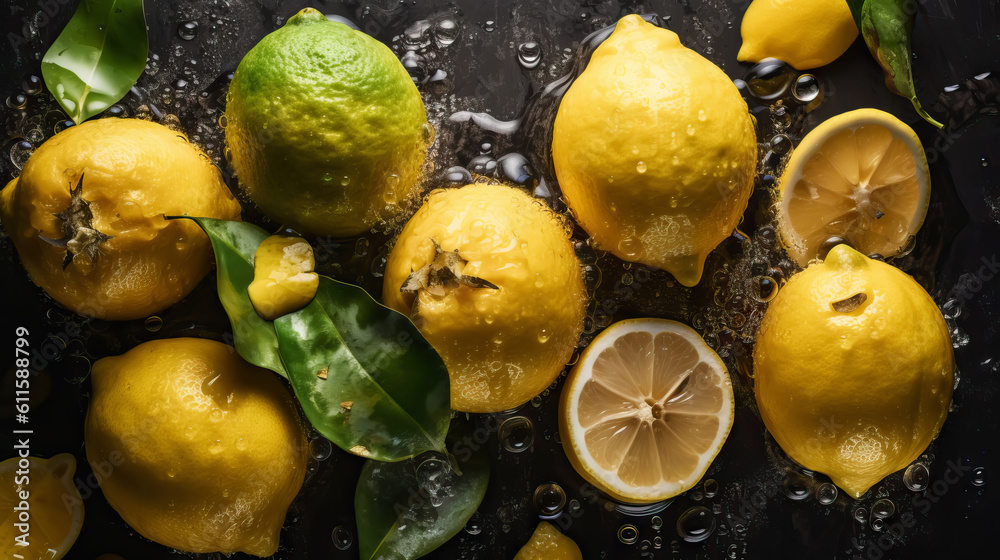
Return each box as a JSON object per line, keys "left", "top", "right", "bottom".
{"left": 845, "top": 0, "right": 865, "bottom": 30}
{"left": 859, "top": 0, "right": 944, "bottom": 128}
{"left": 177, "top": 217, "right": 288, "bottom": 378}
{"left": 356, "top": 423, "right": 490, "bottom": 560}
{"left": 41, "top": 0, "right": 149, "bottom": 124}
{"left": 274, "top": 277, "right": 451, "bottom": 462}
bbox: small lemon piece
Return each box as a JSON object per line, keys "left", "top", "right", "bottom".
{"left": 248, "top": 235, "right": 319, "bottom": 319}
{"left": 383, "top": 184, "right": 587, "bottom": 413}
{"left": 553, "top": 15, "right": 757, "bottom": 287}
{"left": 560, "top": 319, "right": 735, "bottom": 503}
{"left": 738, "top": 0, "right": 859, "bottom": 69}
{"left": 754, "top": 245, "right": 953, "bottom": 498}
{"left": 85, "top": 338, "right": 307, "bottom": 556}
{"left": 0, "top": 454, "right": 83, "bottom": 560}
{"left": 776, "top": 108, "right": 931, "bottom": 265}
{"left": 513, "top": 522, "right": 583, "bottom": 560}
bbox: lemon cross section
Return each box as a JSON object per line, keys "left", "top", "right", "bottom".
{"left": 559, "top": 319, "right": 735, "bottom": 504}
{"left": 776, "top": 108, "right": 930, "bottom": 265}
{"left": 0, "top": 454, "right": 84, "bottom": 560}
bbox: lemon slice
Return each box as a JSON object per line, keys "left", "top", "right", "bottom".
{"left": 776, "top": 108, "right": 931, "bottom": 265}
{"left": 1, "top": 454, "right": 84, "bottom": 560}
{"left": 559, "top": 319, "right": 735, "bottom": 503}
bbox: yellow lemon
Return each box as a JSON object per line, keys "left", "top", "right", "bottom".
{"left": 552, "top": 15, "right": 757, "bottom": 287}
{"left": 0, "top": 118, "right": 241, "bottom": 320}
{"left": 776, "top": 108, "right": 931, "bottom": 265}
{"left": 560, "top": 319, "right": 734, "bottom": 503}
{"left": 226, "top": 8, "right": 430, "bottom": 237}
{"left": 383, "top": 184, "right": 587, "bottom": 413}
{"left": 738, "top": 0, "right": 859, "bottom": 70}
{"left": 754, "top": 245, "right": 953, "bottom": 498}
{"left": 84, "top": 338, "right": 307, "bottom": 556}
{"left": 513, "top": 522, "right": 583, "bottom": 560}
{"left": 0, "top": 454, "right": 83, "bottom": 560}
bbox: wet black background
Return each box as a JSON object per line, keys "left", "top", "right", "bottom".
{"left": 1, "top": 1, "right": 998, "bottom": 559}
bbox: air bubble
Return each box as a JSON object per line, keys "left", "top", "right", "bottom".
{"left": 703, "top": 479, "right": 719, "bottom": 498}
{"left": 792, "top": 74, "right": 821, "bottom": 104}
{"left": 517, "top": 41, "right": 542, "bottom": 69}
{"left": 178, "top": 21, "right": 198, "bottom": 40}
{"left": 816, "top": 483, "right": 837, "bottom": 505}
{"left": 311, "top": 437, "right": 332, "bottom": 461}
{"left": 903, "top": 462, "right": 929, "bottom": 491}
{"left": 853, "top": 507, "right": 867, "bottom": 523}
{"left": 871, "top": 498, "right": 895, "bottom": 519}
{"left": 618, "top": 524, "right": 639, "bottom": 544}
{"left": 23, "top": 74, "right": 42, "bottom": 95}
{"left": 751, "top": 276, "right": 778, "bottom": 302}
{"left": 782, "top": 475, "right": 811, "bottom": 500}
{"left": 533, "top": 482, "right": 567, "bottom": 518}
{"left": 676, "top": 506, "right": 716, "bottom": 543}
{"left": 465, "top": 511, "right": 483, "bottom": 535}
{"left": 743, "top": 58, "right": 796, "bottom": 100}
{"left": 769, "top": 134, "right": 791, "bottom": 155}
{"left": 6, "top": 94, "right": 27, "bottom": 109}
{"left": 10, "top": 140, "right": 33, "bottom": 170}
{"left": 499, "top": 416, "right": 534, "bottom": 453}
{"left": 144, "top": 316, "right": 163, "bottom": 332}
{"left": 331, "top": 525, "right": 353, "bottom": 550}
{"left": 972, "top": 466, "right": 987, "bottom": 487}
{"left": 435, "top": 19, "right": 460, "bottom": 46}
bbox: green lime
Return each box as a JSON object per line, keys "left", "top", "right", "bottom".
{"left": 226, "top": 8, "right": 430, "bottom": 237}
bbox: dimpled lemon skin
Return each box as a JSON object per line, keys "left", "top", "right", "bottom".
{"left": 85, "top": 338, "right": 307, "bottom": 556}
{"left": 227, "top": 8, "right": 429, "bottom": 237}
{"left": 753, "top": 245, "right": 953, "bottom": 498}
{"left": 383, "top": 185, "right": 587, "bottom": 413}
{"left": 514, "top": 522, "right": 583, "bottom": 560}
{"left": 738, "top": 0, "right": 859, "bottom": 70}
{"left": 0, "top": 118, "right": 241, "bottom": 320}
{"left": 552, "top": 15, "right": 757, "bottom": 287}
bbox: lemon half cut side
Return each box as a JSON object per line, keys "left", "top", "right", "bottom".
{"left": 559, "top": 319, "right": 735, "bottom": 504}
{"left": 776, "top": 108, "right": 931, "bottom": 265}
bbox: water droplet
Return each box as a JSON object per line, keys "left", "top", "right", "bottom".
{"left": 769, "top": 134, "right": 791, "bottom": 156}
{"left": 981, "top": 157, "right": 989, "bottom": 167}
{"left": 651, "top": 516, "right": 663, "bottom": 530}
{"left": 6, "top": 94, "right": 27, "bottom": 109}
{"left": 816, "top": 483, "right": 837, "bottom": 505}
{"left": 517, "top": 41, "right": 542, "bottom": 69}
{"left": 483, "top": 20, "right": 495, "bottom": 32}
{"left": 743, "top": 58, "right": 796, "bottom": 100}
{"left": 703, "top": 479, "right": 719, "bottom": 498}
{"left": 636, "top": 160, "right": 647, "bottom": 173}
{"left": 972, "top": 466, "right": 987, "bottom": 487}
{"left": 23, "top": 74, "right": 42, "bottom": 95}
{"left": 751, "top": 275, "right": 778, "bottom": 302}
{"left": 445, "top": 166, "right": 473, "bottom": 184}
{"left": 618, "top": 524, "right": 639, "bottom": 544}
{"left": 653, "top": 536, "right": 663, "bottom": 548}
{"left": 533, "top": 482, "right": 567, "bottom": 517}
{"left": 435, "top": 19, "right": 460, "bottom": 47}
{"left": 311, "top": 437, "right": 332, "bottom": 461}
{"left": 871, "top": 517, "right": 885, "bottom": 531}
{"left": 530, "top": 395, "right": 542, "bottom": 407}
{"left": 10, "top": 140, "right": 33, "bottom": 170}
{"left": 468, "top": 155, "right": 496, "bottom": 175}
{"left": 331, "top": 525, "right": 353, "bottom": 550}
{"left": 144, "top": 316, "right": 163, "bottom": 332}
{"left": 499, "top": 416, "right": 534, "bottom": 453}
{"left": 401, "top": 51, "right": 427, "bottom": 81}
{"left": 676, "top": 506, "right": 716, "bottom": 543}
{"left": 872, "top": 498, "right": 895, "bottom": 519}
{"left": 174, "top": 78, "right": 188, "bottom": 90}
{"left": 178, "top": 20, "right": 198, "bottom": 40}
{"left": 727, "top": 543, "right": 739, "bottom": 558}
{"left": 853, "top": 507, "right": 867, "bottom": 523}
{"left": 903, "top": 462, "right": 930, "bottom": 491}
{"left": 465, "top": 511, "right": 483, "bottom": 535}
{"left": 783, "top": 475, "right": 811, "bottom": 500}
{"left": 497, "top": 152, "right": 532, "bottom": 184}
{"left": 792, "top": 74, "right": 821, "bottom": 104}
{"left": 403, "top": 20, "right": 433, "bottom": 50}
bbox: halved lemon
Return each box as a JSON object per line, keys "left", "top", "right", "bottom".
{"left": 1, "top": 454, "right": 84, "bottom": 560}
{"left": 559, "top": 319, "right": 735, "bottom": 503}
{"left": 776, "top": 108, "right": 931, "bottom": 265}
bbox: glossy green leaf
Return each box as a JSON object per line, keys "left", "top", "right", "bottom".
{"left": 178, "top": 217, "right": 288, "bottom": 378}
{"left": 274, "top": 277, "right": 451, "bottom": 462}
{"left": 855, "top": 0, "right": 943, "bottom": 128}
{"left": 356, "top": 423, "right": 490, "bottom": 560}
{"left": 41, "top": 0, "right": 149, "bottom": 124}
